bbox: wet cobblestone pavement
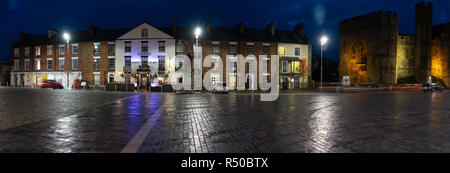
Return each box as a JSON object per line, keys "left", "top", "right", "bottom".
{"left": 1, "top": 87, "right": 450, "bottom": 153}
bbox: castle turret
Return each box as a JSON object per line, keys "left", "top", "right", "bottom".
{"left": 415, "top": 1, "right": 433, "bottom": 83}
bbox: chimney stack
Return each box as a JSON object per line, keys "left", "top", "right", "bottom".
{"left": 266, "top": 22, "right": 275, "bottom": 36}
{"left": 172, "top": 18, "right": 177, "bottom": 33}
{"left": 237, "top": 22, "right": 244, "bottom": 35}
{"left": 20, "top": 32, "right": 32, "bottom": 40}
{"left": 48, "top": 29, "right": 58, "bottom": 39}
{"left": 294, "top": 23, "right": 305, "bottom": 37}
{"left": 89, "top": 25, "right": 98, "bottom": 37}
{"left": 205, "top": 20, "right": 211, "bottom": 32}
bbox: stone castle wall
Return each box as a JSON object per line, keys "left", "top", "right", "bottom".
{"left": 431, "top": 23, "right": 450, "bottom": 86}
{"left": 396, "top": 35, "right": 415, "bottom": 81}
{"left": 339, "top": 11, "right": 398, "bottom": 84}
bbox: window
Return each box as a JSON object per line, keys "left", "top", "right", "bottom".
{"left": 176, "top": 41, "right": 184, "bottom": 53}
{"left": 158, "top": 56, "right": 165, "bottom": 71}
{"left": 125, "top": 41, "right": 131, "bottom": 53}
{"left": 35, "top": 59, "right": 40, "bottom": 70}
{"left": 25, "top": 47, "right": 30, "bottom": 56}
{"left": 109, "top": 74, "right": 114, "bottom": 83}
{"left": 35, "top": 47, "right": 41, "bottom": 56}
{"left": 47, "top": 58, "right": 53, "bottom": 70}
{"left": 124, "top": 56, "right": 131, "bottom": 69}
{"left": 230, "top": 43, "right": 237, "bottom": 54}
{"left": 47, "top": 46, "right": 53, "bottom": 55}
{"left": 142, "top": 29, "right": 148, "bottom": 38}
{"left": 295, "top": 47, "right": 301, "bottom": 56}
{"left": 212, "top": 43, "right": 220, "bottom": 54}
{"left": 247, "top": 45, "right": 254, "bottom": 54}
{"left": 25, "top": 59, "right": 30, "bottom": 70}
{"left": 282, "top": 61, "right": 288, "bottom": 73}
{"left": 59, "top": 58, "right": 64, "bottom": 70}
{"left": 14, "top": 60, "right": 19, "bottom": 71}
{"left": 72, "top": 57, "right": 78, "bottom": 70}
{"left": 141, "top": 41, "right": 148, "bottom": 53}
{"left": 279, "top": 46, "right": 285, "bottom": 55}
{"left": 14, "top": 48, "right": 19, "bottom": 57}
{"left": 108, "top": 43, "right": 115, "bottom": 54}
{"left": 211, "top": 56, "right": 220, "bottom": 69}
{"left": 158, "top": 41, "right": 165, "bottom": 52}
{"left": 72, "top": 44, "right": 78, "bottom": 54}
{"left": 93, "top": 57, "right": 100, "bottom": 70}
{"left": 108, "top": 57, "right": 115, "bottom": 71}
{"left": 292, "top": 61, "right": 300, "bottom": 73}
{"left": 263, "top": 45, "right": 270, "bottom": 55}
{"left": 141, "top": 56, "right": 148, "bottom": 67}
{"left": 94, "top": 43, "right": 101, "bottom": 54}
{"left": 59, "top": 45, "right": 65, "bottom": 55}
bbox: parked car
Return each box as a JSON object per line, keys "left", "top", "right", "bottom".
{"left": 423, "top": 83, "right": 442, "bottom": 93}
{"left": 212, "top": 82, "right": 228, "bottom": 94}
{"left": 41, "top": 80, "right": 64, "bottom": 89}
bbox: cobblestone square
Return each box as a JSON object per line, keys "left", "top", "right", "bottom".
{"left": 1, "top": 87, "right": 450, "bottom": 153}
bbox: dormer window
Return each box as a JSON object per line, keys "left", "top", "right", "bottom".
{"left": 142, "top": 29, "right": 148, "bottom": 38}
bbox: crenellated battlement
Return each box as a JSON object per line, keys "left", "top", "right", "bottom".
{"left": 398, "top": 34, "right": 415, "bottom": 41}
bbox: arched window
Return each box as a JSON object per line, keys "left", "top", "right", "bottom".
{"left": 141, "top": 29, "right": 148, "bottom": 38}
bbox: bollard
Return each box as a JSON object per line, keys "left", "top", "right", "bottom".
{"left": 115, "top": 85, "right": 117, "bottom": 92}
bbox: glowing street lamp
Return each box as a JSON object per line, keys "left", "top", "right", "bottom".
{"left": 194, "top": 27, "right": 202, "bottom": 46}
{"left": 320, "top": 36, "right": 328, "bottom": 89}
{"left": 63, "top": 32, "right": 70, "bottom": 89}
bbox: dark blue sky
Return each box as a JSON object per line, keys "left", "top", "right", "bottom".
{"left": 1, "top": 0, "right": 449, "bottom": 62}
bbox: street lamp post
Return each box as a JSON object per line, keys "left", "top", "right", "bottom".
{"left": 320, "top": 36, "right": 328, "bottom": 89}
{"left": 194, "top": 27, "right": 201, "bottom": 92}
{"left": 63, "top": 32, "right": 70, "bottom": 90}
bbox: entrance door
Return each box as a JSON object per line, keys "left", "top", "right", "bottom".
{"left": 94, "top": 74, "right": 100, "bottom": 86}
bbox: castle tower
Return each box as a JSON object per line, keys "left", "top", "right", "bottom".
{"left": 415, "top": 1, "right": 433, "bottom": 83}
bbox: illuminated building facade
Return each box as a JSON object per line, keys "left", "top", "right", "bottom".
{"left": 339, "top": 1, "right": 450, "bottom": 86}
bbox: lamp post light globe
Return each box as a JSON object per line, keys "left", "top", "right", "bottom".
{"left": 320, "top": 36, "right": 328, "bottom": 47}
{"left": 194, "top": 27, "right": 202, "bottom": 46}
{"left": 320, "top": 36, "right": 328, "bottom": 90}
{"left": 63, "top": 32, "right": 70, "bottom": 43}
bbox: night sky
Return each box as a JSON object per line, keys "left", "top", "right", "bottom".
{"left": 1, "top": 0, "right": 449, "bottom": 62}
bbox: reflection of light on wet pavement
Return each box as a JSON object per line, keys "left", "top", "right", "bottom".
{"left": 306, "top": 95, "right": 338, "bottom": 153}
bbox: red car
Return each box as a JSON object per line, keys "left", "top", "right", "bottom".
{"left": 41, "top": 80, "right": 64, "bottom": 89}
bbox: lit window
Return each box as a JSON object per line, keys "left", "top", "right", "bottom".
{"left": 47, "top": 46, "right": 53, "bottom": 55}
{"left": 279, "top": 46, "right": 285, "bottom": 55}
{"left": 93, "top": 43, "right": 101, "bottom": 54}
{"left": 35, "top": 59, "right": 40, "bottom": 70}
{"left": 35, "top": 47, "right": 41, "bottom": 56}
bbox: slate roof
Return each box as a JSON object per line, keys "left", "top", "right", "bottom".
{"left": 13, "top": 29, "right": 130, "bottom": 47}
{"left": 14, "top": 25, "right": 309, "bottom": 47}
{"left": 161, "top": 26, "right": 309, "bottom": 44}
